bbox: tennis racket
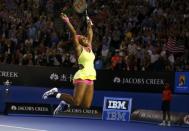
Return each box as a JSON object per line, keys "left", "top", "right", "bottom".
{"left": 73, "top": 0, "right": 93, "bottom": 34}
{"left": 73, "top": 0, "right": 87, "bottom": 14}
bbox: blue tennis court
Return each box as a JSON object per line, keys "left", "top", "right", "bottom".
{"left": 0, "top": 115, "right": 188, "bottom": 131}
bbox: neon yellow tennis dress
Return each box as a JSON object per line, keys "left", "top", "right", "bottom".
{"left": 73, "top": 47, "right": 96, "bottom": 80}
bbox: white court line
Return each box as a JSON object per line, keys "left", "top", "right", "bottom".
{"left": 0, "top": 124, "right": 48, "bottom": 131}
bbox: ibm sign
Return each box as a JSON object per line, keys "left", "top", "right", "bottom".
{"left": 102, "top": 97, "right": 132, "bottom": 121}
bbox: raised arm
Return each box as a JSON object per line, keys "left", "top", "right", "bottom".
{"left": 60, "top": 13, "right": 79, "bottom": 47}
{"left": 86, "top": 16, "right": 93, "bottom": 45}
{"left": 60, "top": 13, "right": 81, "bottom": 58}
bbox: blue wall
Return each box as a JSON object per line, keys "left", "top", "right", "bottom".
{"left": 0, "top": 85, "right": 189, "bottom": 113}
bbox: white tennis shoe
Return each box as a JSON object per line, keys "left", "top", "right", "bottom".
{"left": 42, "top": 87, "right": 58, "bottom": 100}
{"left": 53, "top": 101, "right": 69, "bottom": 115}
{"left": 159, "top": 121, "right": 166, "bottom": 126}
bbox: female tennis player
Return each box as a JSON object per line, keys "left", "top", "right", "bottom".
{"left": 42, "top": 12, "right": 96, "bottom": 115}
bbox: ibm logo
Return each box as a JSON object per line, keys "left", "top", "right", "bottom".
{"left": 106, "top": 111, "right": 127, "bottom": 121}
{"left": 103, "top": 97, "right": 132, "bottom": 122}
{"left": 106, "top": 100, "right": 128, "bottom": 110}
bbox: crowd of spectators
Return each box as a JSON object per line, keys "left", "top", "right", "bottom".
{"left": 0, "top": 0, "right": 189, "bottom": 71}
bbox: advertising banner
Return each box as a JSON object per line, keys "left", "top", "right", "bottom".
{"left": 55, "top": 106, "right": 102, "bottom": 119}
{"left": 0, "top": 65, "right": 75, "bottom": 88}
{"left": 102, "top": 97, "right": 132, "bottom": 121}
{"left": 131, "top": 109, "right": 189, "bottom": 125}
{"left": 0, "top": 65, "right": 174, "bottom": 93}
{"left": 99, "top": 71, "right": 174, "bottom": 93}
{"left": 5, "top": 102, "right": 102, "bottom": 119}
{"left": 175, "top": 72, "right": 189, "bottom": 94}
{"left": 6, "top": 103, "right": 52, "bottom": 115}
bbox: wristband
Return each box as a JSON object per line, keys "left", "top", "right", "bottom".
{"left": 63, "top": 17, "right": 69, "bottom": 23}
{"left": 86, "top": 16, "right": 93, "bottom": 25}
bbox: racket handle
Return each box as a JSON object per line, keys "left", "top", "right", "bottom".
{"left": 85, "top": 4, "right": 88, "bottom": 16}
{"left": 85, "top": 9, "right": 88, "bottom": 17}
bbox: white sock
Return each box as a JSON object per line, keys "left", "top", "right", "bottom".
{"left": 56, "top": 93, "right": 62, "bottom": 99}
